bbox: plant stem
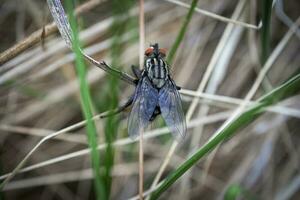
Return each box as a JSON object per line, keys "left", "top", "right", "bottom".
{"left": 65, "top": 2, "right": 104, "bottom": 199}
{"left": 261, "top": 0, "right": 273, "bottom": 64}
{"left": 167, "top": 0, "right": 199, "bottom": 64}
{"left": 139, "top": 0, "right": 145, "bottom": 199}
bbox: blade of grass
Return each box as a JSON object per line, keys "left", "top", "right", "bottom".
{"left": 0, "top": 0, "right": 106, "bottom": 65}
{"left": 139, "top": 0, "right": 145, "bottom": 199}
{"left": 167, "top": 0, "right": 199, "bottom": 64}
{"left": 98, "top": 1, "right": 135, "bottom": 199}
{"left": 64, "top": 1, "right": 104, "bottom": 199}
{"left": 224, "top": 184, "right": 244, "bottom": 200}
{"left": 275, "top": 174, "right": 300, "bottom": 200}
{"left": 261, "top": 0, "right": 273, "bottom": 64}
{"left": 0, "top": 162, "right": 3, "bottom": 200}
{"left": 0, "top": 111, "right": 229, "bottom": 182}
{"left": 149, "top": 73, "right": 300, "bottom": 199}
{"left": 164, "top": 0, "right": 262, "bottom": 30}
{"left": 224, "top": 184, "right": 257, "bottom": 200}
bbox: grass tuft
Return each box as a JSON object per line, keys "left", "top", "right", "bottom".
{"left": 150, "top": 72, "right": 300, "bottom": 199}
{"left": 64, "top": 1, "right": 104, "bottom": 199}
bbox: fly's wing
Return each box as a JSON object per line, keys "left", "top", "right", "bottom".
{"left": 158, "top": 78, "right": 186, "bottom": 140}
{"left": 128, "top": 77, "right": 158, "bottom": 139}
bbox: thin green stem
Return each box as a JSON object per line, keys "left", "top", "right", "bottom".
{"left": 167, "top": 0, "right": 199, "bottom": 64}
{"left": 224, "top": 184, "right": 258, "bottom": 200}
{"left": 65, "top": 2, "right": 104, "bottom": 200}
{"left": 261, "top": 0, "right": 273, "bottom": 64}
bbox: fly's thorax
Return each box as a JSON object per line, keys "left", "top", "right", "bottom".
{"left": 145, "top": 57, "right": 169, "bottom": 89}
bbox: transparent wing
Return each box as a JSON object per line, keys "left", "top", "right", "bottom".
{"left": 47, "top": 0, "right": 73, "bottom": 48}
{"left": 158, "top": 79, "right": 187, "bottom": 140}
{"left": 128, "top": 77, "right": 158, "bottom": 139}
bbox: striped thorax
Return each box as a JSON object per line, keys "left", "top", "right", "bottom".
{"left": 144, "top": 44, "right": 169, "bottom": 89}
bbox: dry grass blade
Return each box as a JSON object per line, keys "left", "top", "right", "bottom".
{"left": 138, "top": 0, "right": 145, "bottom": 199}
{"left": 150, "top": 71, "right": 300, "bottom": 199}
{"left": 0, "top": 124, "right": 86, "bottom": 144}
{"left": 163, "top": 0, "right": 262, "bottom": 29}
{"left": 0, "top": 111, "right": 230, "bottom": 181}
{"left": 180, "top": 89, "right": 300, "bottom": 118}
{"left": 0, "top": 111, "right": 106, "bottom": 189}
{"left": 0, "top": 0, "right": 106, "bottom": 65}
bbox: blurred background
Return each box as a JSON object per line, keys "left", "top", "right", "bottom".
{"left": 0, "top": 0, "right": 299, "bottom": 199}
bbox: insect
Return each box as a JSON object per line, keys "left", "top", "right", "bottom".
{"left": 47, "top": 0, "right": 186, "bottom": 140}
{"left": 103, "top": 43, "right": 187, "bottom": 140}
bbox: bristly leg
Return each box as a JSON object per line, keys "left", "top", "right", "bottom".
{"left": 150, "top": 107, "right": 161, "bottom": 121}
{"left": 81, "top": 51, "right": 136, "bottom": 85}
{"left": 131, "top": 65, "right": 143, "bottom": 79}
{"left": 47, "top": 0, "right": 136, "bottom": 85}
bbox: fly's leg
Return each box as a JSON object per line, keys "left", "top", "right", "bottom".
{"left": 168, "top": 75, "right": 181, "bottom": 90}
{"left": 100, "top": 96, "right": 134, "bottom": 118}
{"left": 131, "top": 65, "right": 142, "bottom": 79}
{"left": 131, "top": 65, "right": 142, "bottom": 85}
{"left": 47, "top": 0, "right": 135, "bottom": 86}
{"left": 81, "top": 51, "right": 136, "bottom": 85}
{"left": 150, "top": 106, "right": 161, "bottom": 121}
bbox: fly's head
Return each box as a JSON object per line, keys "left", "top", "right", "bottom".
{"left": 144, "top": 43, "right": 167, "bottom": 60}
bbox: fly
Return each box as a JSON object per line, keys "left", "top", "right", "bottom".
{"left": 47, "top": 0, "right": 187, "bottom": 140}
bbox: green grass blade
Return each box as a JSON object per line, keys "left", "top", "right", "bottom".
{"left": 261, "top": 0, "right": 273, "bottom": 64}
{"left": 98, "top": 1, "right": 135, "bottom": 198}
{"left": 64, "top": 2, "right": 105, "bottom": 200}
{"left": 224, "top": 184, "right": 244, "bottom": 200}
{"left": 0, "top": 162, "right": 3, "bottom": 200}
{"left": 224, "top": 184, "right": 257, "bottom": 200}
{"left": 167, "top": 0, "right": 199, "bottom": 64}
{"left": 150, "top": 73, "right": 300, "bottom": 199}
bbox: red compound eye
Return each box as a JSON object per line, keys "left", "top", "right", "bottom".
{"left": 159, "top": 48, "right": 167, "bottom": 56}
{"left": 145, "top": 47, "right": 154, "bottom": 56}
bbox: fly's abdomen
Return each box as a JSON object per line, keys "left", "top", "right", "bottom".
{"left": 146, "top": 58, "right": 168, "bottom": 88}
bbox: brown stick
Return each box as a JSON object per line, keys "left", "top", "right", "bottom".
{"left": 0, "top": 0, "right": 105, "bottom": 65}
{"left": 139, "top": 131, "right": 144, "bottom": 200}
{"left": 139, "top": 0, "right": 145, "bottom": 199}
{"left": 139, "top": 0, "right": 145, "bottom": 69}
